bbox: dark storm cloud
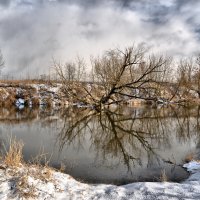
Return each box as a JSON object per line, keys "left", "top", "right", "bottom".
{"left": 0, "top": 0, "right": 200, "bottom": 77}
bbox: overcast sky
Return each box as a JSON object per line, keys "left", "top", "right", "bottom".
{"left": 0, "top": 0, "right": 200, "bottom": 78}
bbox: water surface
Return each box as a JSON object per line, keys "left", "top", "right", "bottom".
{"left": 0, "top": 105, "right": 199, "bottom": 185}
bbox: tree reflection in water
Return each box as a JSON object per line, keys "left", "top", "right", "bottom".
{"left": 57, "top": 105, "right": 200, "bottom": 174}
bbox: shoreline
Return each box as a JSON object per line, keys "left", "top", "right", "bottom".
{"left": 0, "top": 81, "right": 200, "bottom": 109}
{"left": 0, "top": 160, "right": 200, "bottom": 199}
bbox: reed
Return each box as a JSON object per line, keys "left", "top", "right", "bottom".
{"left": 4, "top": 137, "right": 24, "bottom": 167}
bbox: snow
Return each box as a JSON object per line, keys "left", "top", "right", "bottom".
{"left": 15, "top": 98, "right": 25, "bottom": 109}
{"left": 31, "top": 83, "right": 61, "bottom": 94}
{"left": 0, "top": 161, "right": 200, "bottom": 199}
{"left": 16, "top": 98, "right": 25, "bottom": 105}
{"left": 183, "top": 161, "right": 200, "bottom": 173}
{"left": 30, "top": 83, "right": 63, "bottom": 107}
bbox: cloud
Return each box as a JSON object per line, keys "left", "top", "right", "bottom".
{"left": 0, "top": 0, "right": 12, "bottom": 7}
{"left": 0, "top": 0, "right": 200, "bottom": 78}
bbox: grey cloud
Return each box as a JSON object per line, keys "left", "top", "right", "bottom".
{"left": 0, "top": 0, "right": 11, "bottom": 7}
{"left": 175, "top": 0, "right": 198, "bottom": 9}
{"left": 0, "top": 0, "right": 200, "bottom": 78}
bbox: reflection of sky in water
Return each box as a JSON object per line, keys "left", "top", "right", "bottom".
{"left": 0, "top": 106, "right": 199, "bottom": 184}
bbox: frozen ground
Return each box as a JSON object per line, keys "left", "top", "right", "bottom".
{"left": 0, "top": 161, "right": 200, "bottom": 199}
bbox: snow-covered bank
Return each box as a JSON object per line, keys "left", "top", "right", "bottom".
{"left": 0, "top": 161, "right": 200, "bottom": 199}
{"left": 0, "top": 82, "right": 67, "bottom": 108}
{"left": 1, "top": 81, "right": 199, "bottom": 109}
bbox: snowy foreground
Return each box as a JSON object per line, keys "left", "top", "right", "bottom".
{"left": 0, "top": 161, "right": 200, "bottom": 200}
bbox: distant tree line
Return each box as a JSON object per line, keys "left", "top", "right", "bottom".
{"left": 53, "top": 44, "right": 200, "bottom": 109}
{"left": 2, "top": 45, "right": 200, "bottom": 110}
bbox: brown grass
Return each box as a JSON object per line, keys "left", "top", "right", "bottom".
{"left": 184, "top": 152, "right": 195, "bottom": 163}
{"left": 4, "top": 96, "right": 16, "bottom": 107}
{"left": 60, "top": 162, "right": 66, "bottom": 173}
{"left": 1, "top": 138, "right": 55, "bottom": 199}
{"left": 42, "top": 97, "right": 53, "bottom": 108}
{"left": 31, "top": 96, "right": 40, "bottom": 106}
{"left": 15, "top": 175, "right": 37, "bottom": 199}
{"left": 4, "top": 137, "right": 24, "bottom": 167}
{"left": 160, "top": 169, "right": 168, "bottom": 182}
{"left": 0, "top": 79, "right": 59, "bottom": 86}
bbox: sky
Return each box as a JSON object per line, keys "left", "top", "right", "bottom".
{"left": 0, "top": 0, "right": 200, "bottom": 78}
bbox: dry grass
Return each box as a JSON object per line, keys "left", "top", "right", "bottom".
{"left": 4, "top": 137, "right": 24, "bottom": 167}
{"left": 2, "top": 138, "right": 37, "bottom": 198}
{"left": 0, "top": 79, "right": 61, "bottom": 109}
{"left": 0, "top": 138, "right": 56, "bottom": 199}
{"left": 4, "top": 95, "right": 16, "bottom": 107}
{"left": 60, "top": 162, "right": 66, "bottom": 173}
{"left": 42, "top": 97, "right": 53, "bottom": 108}
{"left": 11, "top": 166, "right": 53, "bottom": 199}
{"left": 184, "top": 152, "right": 195, "bottom": 163}
{"left": 160, "top": 169, "right": 168, "bottom": 182}
{"left": 29, "top": 152, "right": 54, "bottom": 183}
{"left": 0, "top": 79, "right": 58, "bottom": 86}
{"left": 31, "top": 96, "right": 40, "bottom": 106}
{"left": 15, "top": 175, "right": 37, "bottom": 199}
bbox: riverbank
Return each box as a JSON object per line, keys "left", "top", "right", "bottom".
{"left": 0, "top": 80, "right": 200, "bottom": 109}
{"left": 0, "top": 159, "right": 199, "bottom": 199}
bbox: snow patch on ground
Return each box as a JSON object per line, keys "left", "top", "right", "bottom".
{"left": 0, "top": 161, "right": 200, "bottom": 199}
{"left": 183, "top": 161, "right": 200, "bottom": 173}
{"left": 15, "top": 98, "right": 25, "bottom": 109}
{"left": 16, "top": 98, "right": 25, "bottom": 105}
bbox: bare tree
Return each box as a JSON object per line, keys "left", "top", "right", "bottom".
{"left": 53, "top": 56, "right": 88, "bottom": 104}
{"left": 54, "top": 45, "right": 172, "bottom": 110}
{"left": 54, "top": 56, "right": 86, "bottom": 83}
{"left": 177, "top": 58, "right": 194, "bottom": 88}
{"left": 92, "top": 45, "right": 171, "bottom": 107}
{"left": 175, "top": 58, "right": 196, "bottom": 100}
{"left": 0, "top": 50, "right": 4, "bottom": 74}
{"left": 176, "top": 56, "right": 200, "bottom": 98}
{"left": 193, "top": 55, "right": 200, "bottom": 98}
